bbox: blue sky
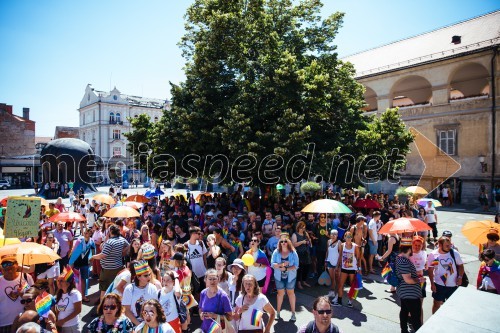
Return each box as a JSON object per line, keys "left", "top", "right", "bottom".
{"left": 0, "top": 0, "right": 498, "bottom": 137}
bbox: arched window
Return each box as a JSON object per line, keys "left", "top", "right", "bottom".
{"left": 116, "top": 113, "right": 121, "bottom": 123}
{"left": 109, "top": 112, "right": 115, "bottom": 123}
{"left": 154, "top": 116, "right": 159, "bottom": 122}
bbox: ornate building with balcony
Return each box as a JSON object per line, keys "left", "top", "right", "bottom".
{"left": 344, "top": 10, "right": 499, "bottom": 204}
{"left": 78, "top": 84, "right": 169, "bottom": 182}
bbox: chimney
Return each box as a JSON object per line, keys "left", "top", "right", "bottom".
{"left": 23, "top": 107, "right": 30, "bottom": 120}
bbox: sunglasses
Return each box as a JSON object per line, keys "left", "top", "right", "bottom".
{"left": 280, "top": 240, "right": 288, "bottom": 244}
{"left": 251, "top": 239, "right": 259, "bottom": 243}
{"left": 345, "top": 235, "right": 353, "bottom": 239}
{"left": 1, "top": 261, "right": 16, "bottom": 268}
{"left": 21, "top": 298, "right": 33, "bottom": 304}
{"left": 103, "top": 305, "right": 117, "bottom": 311}
{"left": 316, "top": 309, "right": 332, "bottom": 315}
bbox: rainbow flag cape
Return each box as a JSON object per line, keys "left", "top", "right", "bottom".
{"left": 381, "top": 264, "right": 392, "bottom": 278}
{"left": 35, "top": 291, "right": 55, "bottom": 318}
{"left": 207, "top": 319, "right": 221, "bottom": 333}
{"left": 245, "top": 249, "right": 270, "bottom": 267}
{"left": 250, "top": 309, "right": 263, "bottom": 326}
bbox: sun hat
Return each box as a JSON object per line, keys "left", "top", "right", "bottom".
{"left": 227, "top": 259, "right": 246, "bottom": 273}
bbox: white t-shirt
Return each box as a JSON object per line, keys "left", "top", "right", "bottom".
{"left": 87, "top": 212, "right": 97, "bottom": 229}
{"left": 427, "top": 250, "right": 463, "bottom": 287}
{"left": 110, "top": 270, "right": 131, "bottom": 296}
{"left": 0, "top": 274, "right": 34, "bottom": 326}
{"left": 186, "top": 241, "right": 208, "bottom": 278}
{"left": 247, "top": 252, "right": 267, "bottom": 281}
{"left": 235, "top": 293, "right": 269, "bottom": 330}
{"left": 425, "top": 206, "right": 437, "bottom": 224}
{"left": 56, "top": 289, "right": 82, "bottom": 327}
{"left": 134, "top": 322, "right": 175, "bottom": 333}
{"left": 326, "top": 240, "right": 340, "bottom": 266}
{"left": 368, "top": 219, "right": 378, "bottom": 242}
{"left": 91, "top": 230, "right": 103, "bottom": 245}
{"left": 122, "top": 283, "right": 159, "bottom": 320}
{"left": 376, "top": 220, "right": 384, "bottom": 241}
{"left": 410, "top": 250, "right": 427, "bottom": 272}
{"left": 158, "top": 288, "right": 181, "bottom": 323}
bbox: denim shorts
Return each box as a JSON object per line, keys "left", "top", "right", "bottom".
{"left": 326, "top": 262, "right": 336, "bottom": 269}
{"left": 368, "top": 240, "right": 378, "bottom": 255}
{"left": 275, "top": 277, "right": 296, "bottom": 290}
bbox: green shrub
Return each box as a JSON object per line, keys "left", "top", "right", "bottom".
{"left": 301, "top": 182, "right": 321, "bottom": 193}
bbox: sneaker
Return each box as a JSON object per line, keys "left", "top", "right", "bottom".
{"left": 276, "top": 312, "right": 280, "bottom": 320}
{"left": 331, "top": 300, "right": 341, "bottom": 307}
{"left": 346, "top": 300, "right": 353, "bottom": 308}
{"left": 328, "top": 290, "right": 335, "bottom": 297}
{"left": 290, "top": 313, "right": 296, "bottom": 322}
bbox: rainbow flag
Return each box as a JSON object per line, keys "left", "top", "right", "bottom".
{"left": 35, "top": 291, "right": 55, "bottom": 318}
{"left": 157, "top": 234, "right": 163, "bottom": 247}
{"left": 440, "top": 273, "right": 448, "bottom": 285}
{"left": 222, "top": 228, "right": 229, "bottom": 239}
{"left": 430, "top": 259, "right": 439, "bottom": 267}
{"left": 355, "top": 272, "right": 363, "bottom": 290}
{"left": 63, "top": 266, "right": 74, "bottom": 282}
{"left": 250, "top": 309, "right": 263, "bottom": 326}
{"left": 348, "top": 286, "right": 359, "bottom": 299}
{"left": 381, "top": 264, "right": 392, "bottom": 278}
{"left": 207, "top": 319, "right": 221, "bottom": 333}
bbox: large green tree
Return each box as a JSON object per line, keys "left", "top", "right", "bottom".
{"left": 126, "top": 0, "right": 413, "bottom": 188}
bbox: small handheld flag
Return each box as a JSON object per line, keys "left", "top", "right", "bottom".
{"left": 63, "top": 266, "right": 74, "bottom": 282}
{"left": 381, "top": 264, "right": 392, "bottom": 278}
{"left": 250, "top": 309, "right": 263, "bottom": 326}
{"left": 207, "top": 319, "right": 221, "bottom": 333}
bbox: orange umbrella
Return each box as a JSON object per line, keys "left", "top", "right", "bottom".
{"left": 461, "top": 220, "right": 500, "bottom": 246}
{"left": 92, "top": 194, "right": 116, "bottom": 205}
{"left": 195, "top": 193, "right": 212, "bottom": 202}
{"left": 104, "top": 206, "right": 141, "bottom": 218}
{"left": 125, "top": 195, "right": 149, "bottom": 203}
{"left": 0, "top": 242, "right": 61, "bottom": 265}
{"left": 49, "top": 212, "right": 86, "bottom": 223}
{"left": 379, "top": 217, "right": 432, "bottom": 234}
{"left": 123, "top": 201, "right": 144, "bottom": 209}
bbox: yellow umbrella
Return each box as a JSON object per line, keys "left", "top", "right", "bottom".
{"left": 173, "top": 193, "right": 186, "bottom": 200}
{"left": 0, "top": 242, "right": 61, "bottom": 265}
{"left": 104, "top": 206, "right": 141, "bottom": 218}
{"left": 461, "top": 220, "right": 500, "bottom": 246}
{"left": 405, "top": 186, "right": 429, "bottom": 195}
{"left": 92, "top": 194, "right": 116, "bottom": 206}
{"left": 0, "top": 237, "right": 21, "bottom": 248}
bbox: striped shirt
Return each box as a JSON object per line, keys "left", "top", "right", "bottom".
{"left": 101, "top": 236, "right": 129, "bottom": 269}
{"left": 395, "top": 256, "right": 422, "bottom": 299}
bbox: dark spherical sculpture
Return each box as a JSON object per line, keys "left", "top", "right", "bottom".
{"left": 40, "top": 138, "right": 97, "bottom": 196}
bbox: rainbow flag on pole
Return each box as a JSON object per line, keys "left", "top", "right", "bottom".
{"left": 250, "top": 309, "right": 263, "bottom": 326}
{"left": 381, "top": 264, "right": 392, "bottom": 278}
{"left": 63, "top": 266, "right": 74, "bottom": 282}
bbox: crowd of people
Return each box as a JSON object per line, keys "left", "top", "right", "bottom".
{"left": 0, "top": 185, "right": 499, "bottom": 333}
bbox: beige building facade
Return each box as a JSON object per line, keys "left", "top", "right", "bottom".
{"left": 344, "top": 11, "right": 499, "bottom": 204}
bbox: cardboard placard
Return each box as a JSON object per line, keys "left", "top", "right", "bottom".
{"left": 4, "top": 197, "right": 41, "bottom": 238}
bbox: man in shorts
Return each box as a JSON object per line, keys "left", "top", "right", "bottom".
{"left": 427, "top": 236, "right": 464, "bottom": 314}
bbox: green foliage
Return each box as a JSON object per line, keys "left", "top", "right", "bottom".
{"left": 124, "top": 114, "right": 155, "bottom": 170}
{"left": 301, "top": 181, "right": 321, "bottom": 193}
{"left": 127, "top": 0, "right": 413, "bottom": 188}
{"left": 395, "top": 186, "right": 409, "bottom": 196}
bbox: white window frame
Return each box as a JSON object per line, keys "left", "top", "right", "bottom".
{"left": 112, "top": 129, "right": 121, "bottom": 140}
{"left": 438, "top": 129, "right": 456, "bottom": 155}
{"left": 113, "top": 147, "right": 121, "bottom": 156}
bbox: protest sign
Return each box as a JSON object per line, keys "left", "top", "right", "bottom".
{"left": 5, "top": 196, "right": 41, "bottom": 238}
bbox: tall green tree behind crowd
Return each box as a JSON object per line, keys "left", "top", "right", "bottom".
{"left": 126, "top": 0, "right": 413, "bottom": 188}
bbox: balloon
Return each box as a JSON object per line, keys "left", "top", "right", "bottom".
{"left": 242, "top": 254, "right": 255, "bottom": 266}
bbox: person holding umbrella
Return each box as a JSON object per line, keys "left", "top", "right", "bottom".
{"left": 0, "top": 255, "right": 34, "bottom": 333}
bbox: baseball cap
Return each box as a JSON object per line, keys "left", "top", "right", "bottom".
{"left": 1, "top": 254, "right": 17, "bottom": 264}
